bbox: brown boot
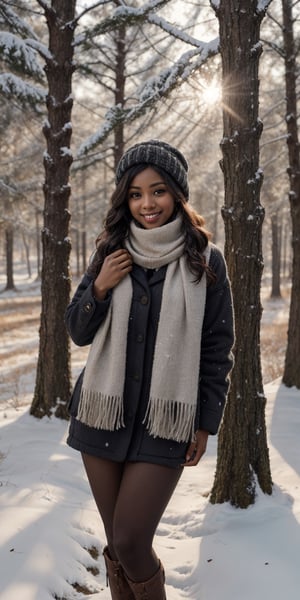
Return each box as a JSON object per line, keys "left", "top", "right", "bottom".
{"left": 103, "top": 546, "right": 135, "bottom": 600}
{"left": 125, "top": 562, "right": 167, "bottom": 600}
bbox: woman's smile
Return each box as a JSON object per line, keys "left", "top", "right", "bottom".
{"left": 143, "top": 211, "right": 162, "bottom": 223}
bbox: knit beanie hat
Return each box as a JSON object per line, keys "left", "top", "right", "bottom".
{"left": 115, "top": 139, "right": 189, "bottom": 199}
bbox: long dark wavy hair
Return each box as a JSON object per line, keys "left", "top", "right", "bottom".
{"left": 87, "top": 163, "right": 215, "bottom": 283}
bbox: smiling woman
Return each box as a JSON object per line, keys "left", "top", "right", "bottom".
{"left": 65, "top": 139, "right": 234, "bottom": 600}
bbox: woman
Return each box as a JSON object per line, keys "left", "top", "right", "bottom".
{"left": 66, "top": 139, "right": 234, "bottom": 599}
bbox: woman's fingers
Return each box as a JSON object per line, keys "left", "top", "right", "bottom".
{"left": 181, "top": 430, "right": 209, "bottom": 467}
{"left": 94, "top": 249, "right": 132, "bottom": 299}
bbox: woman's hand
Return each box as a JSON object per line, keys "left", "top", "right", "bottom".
{"left": 93, "top": 249, "right": 132, "bottom": 300}
{"left": 181, "top": 429, "right": 209, "bottom": 467}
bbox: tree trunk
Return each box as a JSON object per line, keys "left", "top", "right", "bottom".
{"left": 113, "top": 21, "right": 126, "bottom": 169}
{"left": 31, "top": 0, "right": 76, "bottom": 419}
{"left": 282, "top": 219, "right": 290, "bottom": 280}
{"left": 270, "top": 212, "right": 282, "bottom": 298}
{"left": 80, "top": 169, "right": 87, "bottom": 273}
{"left": 75, "top": 226, "right": 80, "bottom": 277}
{"left": 4, "top": 224, "right": 15, "bottom": 291}
{"left": 22, "top": 231, "right": 32, "bottom": 279}
{"left": 210, "top": 0, "right": 272, "bottom": 508}
{"left": 35, "top": 208, "right": 41, "bottom": 280}
{"left": 281, "top": 0, "right": 300, "bottom": 388}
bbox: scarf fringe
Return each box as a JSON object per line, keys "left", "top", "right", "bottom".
{"left": 78, "top": 389, "right": 125, "bottom": 431}
{"left": 143, "top": 397, "right": 196, "bottom": 443}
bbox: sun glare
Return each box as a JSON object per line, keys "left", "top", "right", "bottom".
{"left": 202, "top": 83, "right": 221, "bottom": 106}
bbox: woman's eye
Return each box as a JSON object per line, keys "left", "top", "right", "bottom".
{"left": 154, "top": 188, "right": 166, "bottom": 195}
{"left": 129, "top": 192, "right": 140, "bottom": 199}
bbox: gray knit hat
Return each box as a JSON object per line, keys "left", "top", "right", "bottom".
{"left": 115, "top": 139, "right": 189, "bottom": 199}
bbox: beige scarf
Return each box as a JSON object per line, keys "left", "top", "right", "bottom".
{"left": 77, "top": 216, "right": 210, "bottom": 442}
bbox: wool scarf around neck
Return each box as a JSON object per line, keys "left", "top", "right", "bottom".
{"left": 77, "top": 216, "right": 210, "bottom": 443}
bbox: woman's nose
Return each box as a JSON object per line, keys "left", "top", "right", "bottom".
{"left": 142, "top": 193, "right": 155, "bottom": 208}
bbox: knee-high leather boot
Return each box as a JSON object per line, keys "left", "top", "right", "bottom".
{"left": 103, "top": 546, "right": 135, "bottom": 600}
{"left": 124, "top": 562, "right": 167, "bottom": 600}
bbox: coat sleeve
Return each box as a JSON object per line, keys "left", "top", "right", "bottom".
{"left": 65, "top": 273, "right": 112, "bottom": 346}
{"left": 196, "top": 245, "right": 235, "bottom": 434}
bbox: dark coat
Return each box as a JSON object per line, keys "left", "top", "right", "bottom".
{"left": 66, "top": 245, "right": 234, "bottom": 469}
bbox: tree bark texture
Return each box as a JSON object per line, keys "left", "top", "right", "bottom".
{"left": 271, "top": 212, "right": 282, "bottom": 298}
{"left": 113, "top": 22, "right": 126, "bottom": 169}
{"left": 281, "top": 0, "right": 300, "bottom": 388}
{"left": 5, "top": 224, "right": 15, "bottom": 291}
{"left": 210, "top": 0, "right": 272, "bottom": 507}
{"left": 31, "top": 0, "right": 76, "bottom": 418}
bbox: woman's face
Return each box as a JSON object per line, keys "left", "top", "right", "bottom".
{"left": 127, "top": 167, "right": 175, "bottom": 229}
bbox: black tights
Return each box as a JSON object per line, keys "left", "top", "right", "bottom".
{"left": 82, "top": 454, "right": 183, "bottom": 582}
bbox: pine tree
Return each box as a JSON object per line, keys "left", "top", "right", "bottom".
{"left": 281, "top": 0, "right": 300, "bottom": 389}
{"left": 210, "top": 0, "right": 273, "bottom": 508}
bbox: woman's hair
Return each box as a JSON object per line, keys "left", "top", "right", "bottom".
{"left": 87, "top": 164, "right": 215, "bottom": 283}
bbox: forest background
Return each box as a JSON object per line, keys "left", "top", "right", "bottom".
{"left": 1, "top": 1, "right": 293, "bottom": 295}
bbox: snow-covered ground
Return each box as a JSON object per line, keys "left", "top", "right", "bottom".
{"left": 1, "top": 273, "right": 300, "bottom": 600}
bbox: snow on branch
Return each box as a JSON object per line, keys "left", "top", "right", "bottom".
{"left": 0, "top": 32, "right": 45, "bottom": 80}
{"left": 74, "top": 0, "right": 114, "bottom": 26}
{"left": 0, "top": 1, "right": 38, "bottom": 39}
{"left": 256, "top": 0, "right": 273, "bottom": 14}
{"left": 210, "top": 0, "right": 220, "bottom": 12}
{"left": 74, "top": 0, "right": 171, "bottom": 46}
{"left": 25, "top": 38, "right": 53, "bottom": 63}
{"left": 147, "top": 14, "right": 204, "bottom": 48}
{"left": 261, "top": 37, "right": 284, "bottom": 58}
{"left": 78, "top": 37, "right": 219, "bottom": 156}
{"left": 0, "top": 73, "right": 46, "bottom": 106}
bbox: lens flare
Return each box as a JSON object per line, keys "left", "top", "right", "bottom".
{"left": 202, "top": 84, "right": 221, "bottom": 105}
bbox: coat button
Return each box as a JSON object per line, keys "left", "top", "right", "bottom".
{"left": 136, "top": 334, "right": 144, "bottom": 343}
{"left": 83, "top": 302, "right": 92, "bottom": 312}
{"left": 140, "top": 295, "right": 148, "bottom": 305}
{"left": 133, "top": 374, "right": 140, "bottom": 381}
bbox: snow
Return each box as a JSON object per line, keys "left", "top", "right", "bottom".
{"left": 78, "top": 38, "right": 219, "bottom": 156}
{"left": 1, "top": 277, "right": 300, "bottom": 599}
{"left": 1, "top": 382, "right": 299, "bottom": 600}
{"left": 257, "top": 0, "right": 273, "bottom": 14}
{"left": 148, "top": 14, "right": 205, "bottom": 48}
{"left": 0, "top": 72, "right": 46, "bottom": 104}
{"left": 250, "top": 41, "right": 263, "bottom": 56}
{"left": 60, "top": 146, "right": 73, "bottom": 157}
{"left": 0, "top": 32, "right": 45, "bottom": 78}
{"left": 25, "top": 38, "right": 53, "bottom": 63}
{"left": 0, "top": 3, "right": 38, "bottom": 40}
